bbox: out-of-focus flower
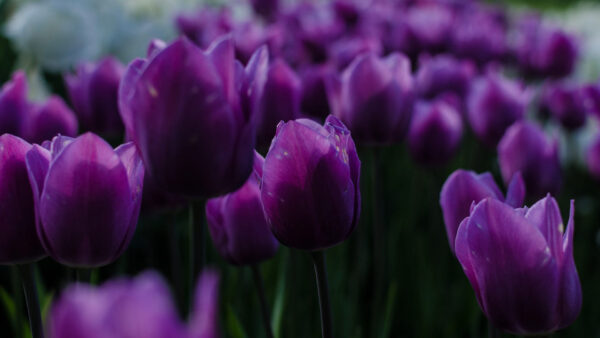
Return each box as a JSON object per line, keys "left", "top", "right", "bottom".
{"left": 586, "top": 133, "right": 600, "bottom": 180}
{"left": 408, "top": 99, "right": 462, "bottom": 165}
{"left": 328, "top": 52, "right": 414, "bottom": 144}
{"left": 0, "top": 134, "right": 46, "bottom": 264}
{"left": 328, "top": 35, "right": 382, "bottom": 70}
{"left": 467, "top": 70, "right": 529, "bottom": 146}
{"left": 299, "top": 63, "right": 336, "bottom": 119}
{"left": 258, "top": 116, "right": 360, "bottom": 251}
{"left": 21, "top": 96, "right": 78, "bottom": 144}
{"left": 415, "top": 54, "right": 476, "bottom": 102}
{"left": 0, "top": 71, "right": 29, "bottom": 136}
{"left": 451, "top": 8, "right": 507, "bottom": 65}
{"left": 498, "top": 121, "right": 561, "bottom": 198}
{"left": 257, "top": 59, "right": 302, "bottom": 149}
{"left": 405, "top": 3, "right": 454, "bottom": 54}
{"left": 206, "top": 155, "right": 279, "bottom": 266}
{"left": 250, "top": 0, "right": 279, "bottom": 21}
{"left": 175, "top": 7, "right": 234, "bottom": 49}
{"left": 440, "top": 169, "right": 524, "bottom": 253}
{"left": 65, "top": 57, "right": 126, "bottom": 136}
{"left": 540, "top": 82, "right": 588, "bottom": 131}
{"left": 582, "top": 82, "right": 600, "bottom": 119}
{"left": 25, "top": 133, "right": 144, "bottom": 267}
{"left": 455, "top": 196, "right": 581, "bottom": 335}
{"left": 119, "top": 37, "right": 268, "bottom": 197}
{"left": 47, "top": 269, "right": 220, "bottom": 338}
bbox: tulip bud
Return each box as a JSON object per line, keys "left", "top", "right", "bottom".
{"left": 328, "top": 52, "right": 414, "bottom": 144}
{"left": 259, "top": 115, "right": 360, "bottom": 251}
{"left": 299, "top": 64, "right": 336, "bottom": 119}
{"left": 467, "top": 70, "right": 529, "bottom": 146}
{"left": 257, "top": 59, "right": 302, "bottom": 149}
{"left": 25, "top": 133, "right": 144, "bottom": 267}
{"left": 65, "top": 57, "right": 125, "bottom": 135}
{"left": 119, "top": 37, "right": 268, "bottom": 197}
{"left": 21, "top": 95, "right": 78, "bottom": 144}
{"left": 0, "top": 71, "right": 28, "bottom": 135}
{"left": 415, "top": 54, "right": 475, "bottom": 101}
{"left": 406, "top": 3, "right": 454, "bottom": 54}
{"left": 0, "top": 134, "right": 46, "bottom": 264}
{"left": 451, "top": 9, "right": 506, "bottom": 65}
{"left": 586, "top": 133, "right": 600, "bottom": 180}
{"left": 455, "top": 196, "right": 581, "bottom": 335}
{"left": 408, "top": 99, "right": 462, "bottom": 165}
{"left": 440, "top": 170, "right": 524, "bottom": 253}
{"left": 498, "top": 121, "right": 561, "bottom": 198}
{"left": 540, "top": 83, "right": 587, "bottom": 130}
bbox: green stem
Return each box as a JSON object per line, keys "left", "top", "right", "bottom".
{"left": 17, "top": 264, "right": 44, "bottom": 338}
{"left": 11, "top": 266, "right": 23, "bottom": 338}
{"left": 251, "top": 265, "right": 274, "bottom": 338}
{"left": 311, "top": 251, "right": 333, "bottom": 338}
{"left": 488, "top": 322, "right": 501, "bottom": 338}
{"left": 188, "top": 199, "right": 206, "bottom": 312}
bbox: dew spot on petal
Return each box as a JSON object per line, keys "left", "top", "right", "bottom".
{"left": 148, "top": 85, "right": 158, "bottom": 98}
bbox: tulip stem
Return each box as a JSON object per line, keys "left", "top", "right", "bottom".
{"left": 488, "top": 323, "right": 501, "bottom": 338}
{"left": 11, "top": 266, "right": 24, "bottom": 338}
{"left": 311, "top": 251, "right": 333, "bottom": 338}
{"left": 188, "top": 199, "right": 206, "bottom": 312}
{"left": 17, "top": 264, "right": 44, "bottom": 338}
{"left": 251, "top": 265, "right": 274, "bottom": 338}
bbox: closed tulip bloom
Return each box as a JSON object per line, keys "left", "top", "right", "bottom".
{"left": 408, "top": 99, "right": 462, "bottom": 166}
{"left": 21, "top": 95, "right": 78, "bottom": 144}
{"left": 0, "top": 134, "right": 46, "bottom": 264}
{"left": 540, "top": 83, "right": 587, "bottom": 130}
{"left": 299, "top": 64, "right": 336, "bottom": 119}
{"left": 328, "top": 52, "right": 414, "bottom": 144}
{"left": 48, "top": 270, "right": 220, "bottom": 338}
{"left": 467, "top": 70, "right": 529, "bottom": 146}
{"left": 451, "top": 10, "right": 506, "bottom": 65}
{"left": 440, "top": 169, "right": 524, "bottom": 253}
{"left": 257, "top": 59, "right": 302, "bottom": 149}
{"left": 25, "top": 133, "right": 144, "bottom": 267}
{"left": 119, "top": 36, "right": 268, "bottom": 197}
{"left": 0, "top": 71, "right": 28, "bottom": 135}
{"left": 586, "top": 134, "right": 600, "bottom": 180}
{"left": 65, "top": 57, "right": 125, "bottom": 135}
{"left": 455, "top": 196, "right": 581, "bottom": 335}
{"left": 406, "top": 3, "right": 453, "bottom": 54}
{"left": 498, "top": 121, "right": 561, "bottom": 199}
{"left": 415, "top": 54, "right": 475, "bottom": 101}
{"left": 260, "top": 115, "right": 360, "bottom": 251}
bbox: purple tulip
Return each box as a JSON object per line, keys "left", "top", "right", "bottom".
{"left": 415, "top": 54, "right": 476, "bottom": 102}
{"left": 119, "top": 37, "right": 268, "bottom": 197}
{"left": 586, "top": 133, "right": 600, "bottom": 180}
{"left": 257, "top": 59, "right": 302, "bottom": 149}
{"left": 0, "top": 134, "right": 46, "bottom": 264}
{"left": 467, "top": 70, "right": 529, "bottom": 146}
{"left": 328, "top": 35, "right": 382, "bottom": 70}
{"left": 451, "top": 9, "right": 506, "bottom": 65}
{"left": 25, "top": 133, "right": 144, "bottom": 267}
{"left": 328, "top": 52, "right": 414, "bottom": 144}
{"left": 405, "top": 3, "right": 454, "bottom": 54}
{"left": 21, "top": 95, "right": 78, "bottom": 144}
{"left": 176, "top": 7, "right": 233, "bottom": 49}
{"left": 440, "top": 169, "right": 524, "bottom": 253}
{"left": 582, "top": 83, "right": 600, "bottom": 119}
{"left": 455, "top": 196, "right": 581, "bottom": 335}
{"left": 408, "top": 99, "right": 462, "bottom": 165}
{"left": 299, "top": 63, "right": 336, "bottom": 119}
{"left": 0, "top": 71, "right": 28, "bottom": 135}
{"left": 48, "top": 269, "right": 220, "bottom": 338}
{"left": 498, "top": 121, "right": 561, "bottom": 199}
{"left": 250, "top": 0, "right": 279, "bottom": 21}
{"left": 258, "top": 115, "right": 360, "bottom": 251}
{"left": 65, "top": 57, "right": 126, "bottom": 135}
{"left": 540, "top": 83, "right": 587, "bottom": 130}
{"left": 206, "top": 155, "right": 279, "bottom": 266}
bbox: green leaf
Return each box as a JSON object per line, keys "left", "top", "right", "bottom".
{"left": 271, "top": 250, "right": 288, "bottom": 338}
{"left": 379, "top": 281, "right": 398, "bottom": 338}
{"left": 226, "top": 304, "right": 248, "bottom": 338}
{"left": 0, "top": 286, "right": 16, "bottom": 324}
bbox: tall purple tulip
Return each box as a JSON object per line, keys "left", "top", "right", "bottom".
{"left": 259, "top": 115, "right": 360, "bottom": 251}
{"left": 328, "top": 52, "right": 414, "bottom": 144}
{"left": 0, "top": 134, "right": 46, "bottom": 264}
{"left": 65, "top": 57, "right": 126, "bottom": 135}
{"left": 540, "top": 83, "right": 587, "bottom": 130}
{"left": 48, "top": 270, "right": 220, "bottom": 338}
{"left": 119, "top": 36, "right": 268, "bottom": 197}
{"left": 440, "top": 169, "right": 524, "bottom": 253}
{"left": 25, "top": 133, "right": 144, "bottom": 267}
{"left": 498, "top": 121, "right": 561, "bottom": 199}
{"left": 455, "top": 196, "right": 581, "bottom": 335}
{"left": 21, "top": 95, "right": 78, "bottom": 144}
{"left": 415, "top": 54, "right": 475, "bottom": 102}
{"left": 206, "top": 155, "right": 279, "bottom": 266}
{"left": 467, "top": 70, "right": 529, "bottom": 146}
{"left": 586, "top": 133, "right": 600, "bottom": 180}
{"left": 0, "top": 71, "right": 28, "bottom": 135}
{"left": 408, "top": 99, "right": 462, "bottom": 166}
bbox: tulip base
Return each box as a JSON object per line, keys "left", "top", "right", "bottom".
{"left": 311, "top": 251, "right": 333, "bottom": 338}
{"left": 251, "top": 265, "right": 275, "bottom": 338}
{"left": 17, "top": 264, "right": 44, "bottom": 338}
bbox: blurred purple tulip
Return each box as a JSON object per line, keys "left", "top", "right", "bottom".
{"left": 456, "top": 196, "right": 581, "bottom": 335}
{"left": 408, "top": 99, "right": 462, "bottom": 165}
{"left": 25, "top": 133, "right": 144, "bottom": 267}
{"left": 65, "top": 57, "right": 125, "bottom": 135}
{"left": 498, "top": 121, "right": 561, "bottom": 199}
{"left": 176, "top": 7, "right": 233, "bottom": 49}
{"left": 451, "top": 9, "right": 507, "bottom": 65}
{"left": 467, "top": 70, "right": 529, "bottom": 146}
{"left": 257, "top": 59, "right": 302, "bottom": 149}
{"left": 328, "top": 35, "right": 382, "bottom": 70}
{"left": 21, "top": 95, "right": 78, "bottom": 144}
{"left": 328, "top": 52, "right": 414, "bottom": 144}
{"left": 540, "top": 83, "right": 587, "bottom": 130}
{"left": 405, "top": 3, "right": 454, "bottom": 54}
{"left": 250, "top": 0, "right": 279, "bottom": 21}
{"left": 440, "top": 169, "right": 524, "bottom": 253}
{"left": 299, "top": 63, "right": 336, "bottom": 119}
{"left": 206, "top": 155, "right": 279, "bottom": 266}
{"left": 48, "top": 269, "right": 220, "bottom": 338}
{"left": 0, "top": 71, "right": 28, "bottom": 135}
{"left": 259, "top": 115, "right": 360, "bottom": 251}
{"left": 586, "top": 133, "right": 600, "bottom": 180}
{"left": 415, "top": 54, "right": 476, "bottom": 102}
{"left": 0, "top": 134, "right": 46, "bottom": 264}
{"left": 582, "top": 83, "right": 600, "bottom": 119}
{"left": 119, "top": 37, "right": 268, "bottom": 197}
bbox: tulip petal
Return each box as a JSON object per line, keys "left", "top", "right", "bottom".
{"left": 525, "top": 195, "right": 563, "bottom": 260}
{"left": 557, "top": 200, "right": 582, "bottom": 329}
{"left": 119, "top": 58, "right": 146, "bottom": 140}
{"left": 505, "top": 172, "right": 525, "bottom": 207}
{"left": 189, "top": 269, "right": 220, "bottom": 338}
